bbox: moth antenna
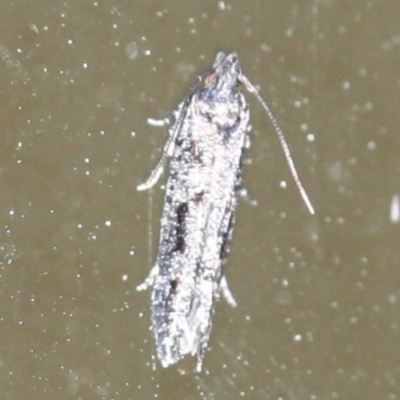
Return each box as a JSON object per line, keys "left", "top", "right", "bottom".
{"left": 240, "top": 74, "right": 315, "bottom": 215}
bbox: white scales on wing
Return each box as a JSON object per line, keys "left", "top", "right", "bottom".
{"left": 136, "top": 52, "right": 314, "bottom": 372}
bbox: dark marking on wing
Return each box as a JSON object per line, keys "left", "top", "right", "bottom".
{"left": 173, "top": 202, "right": 188, "bottom": 253}
{"left": 194, "top": 191, "right": 205, "bottom": 203}
{"left": 219, "top": 213, "right": 235, "bottom": 261}
{"left": 169, "top": 278, "right": 179, "bottom": 296}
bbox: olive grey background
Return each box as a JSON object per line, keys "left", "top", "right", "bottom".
{"left": 1, "top": 1, "right": 399, "bottom": 399}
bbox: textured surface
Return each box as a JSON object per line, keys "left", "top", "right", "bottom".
{"left": 1, "top": 1, "right": 400, "bottom": 399}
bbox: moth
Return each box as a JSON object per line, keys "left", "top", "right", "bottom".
{"left": 137, "top": 52, "right": 314, "bottom": 372}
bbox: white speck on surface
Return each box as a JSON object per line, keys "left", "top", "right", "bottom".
{"left": 342, "top": 81, "right": 350, "bottom": 90}
{"left": 367, "top": 141, "right": 376, "bottom": 150}
{"left": 388, "top": 293, "right": 397, "bottom": 304}
{"left": 358, "top": 67, "right": 367, "bottom": 77}
{"left": 285, "top": 27, "right": 294, "bottom": 37}
{"left": 260, "top": 43, "right": 272, "bottom": 53}
{"left": 364, "top": 101, "right": 373, "bottom": 111}
{"left": 390, "top": 194, "right": 400, "bottom": 223}
{"left": 218, "top": 1, "right": 226, "bottom": 10}
{"left": 125, "top": 42, "right": 138, "bottom": 60}
{"left": 279, "top": 180, "right": 287, "bottom": 189}
{"left": 30, "top": 24, "right": 39, "bottom": 34}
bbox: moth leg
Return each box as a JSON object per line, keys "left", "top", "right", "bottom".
{"left": 137, "top": 102, "right": 189, "bottom": 192}
{"left": 219, "top": 276, "right": 237, "bottom": 307}
{"left": 244, "top": 132, "right": 251, "bottom": 149}
{"left": 195, "top": 355, "right": 204, "bottom": 373}
{"left": 136, "top": 158, "right": 167, "bottom": 192}
{"left": 136, "top": 264, "right": 159, "bottom": 291}
{"left": 136, "top": 118, "right": 180, "bottom": 191}
{"left": 147, "top": 116, "right": 170, "bottom": 127}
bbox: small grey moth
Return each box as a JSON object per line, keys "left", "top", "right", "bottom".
{"left": 137, "top": 52, "right": 314, "bottom": 372}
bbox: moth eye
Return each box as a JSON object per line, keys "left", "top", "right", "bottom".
{"left": 203, "top": 70, "right": 217, "bottom": 87}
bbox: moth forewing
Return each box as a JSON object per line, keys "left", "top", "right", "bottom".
{"left": 137, "top": 52, "right": 314, "bottom": 371}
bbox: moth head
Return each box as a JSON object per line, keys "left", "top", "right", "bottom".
{"left": 203, "top": 52, "right": 242, "bottom": 94}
